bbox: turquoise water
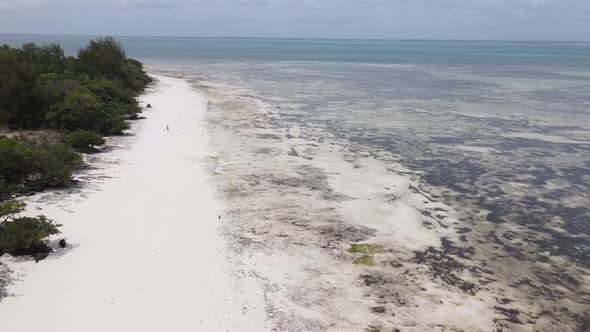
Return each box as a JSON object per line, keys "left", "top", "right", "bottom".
{"left": 3, "top": 34, "right": 590, "bottom": 66}
{"left": 4, "top": 36, "right": 590, "bottom": 111}
{"left": 6, "top": 34, "right": 589, "bottom": 112}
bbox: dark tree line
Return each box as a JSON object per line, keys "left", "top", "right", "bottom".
{"left": 0, "top": 36, "right": 151, "bottom": 133}
{"left": 0, "top": 37, "right": 152, "bottom": 200}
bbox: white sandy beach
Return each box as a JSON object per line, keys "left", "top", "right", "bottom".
{"left": 1, "top": 70, "right": 578, "bottom": 332}
{"left": 0, "top": 75, "right": 268, "bottom": 331}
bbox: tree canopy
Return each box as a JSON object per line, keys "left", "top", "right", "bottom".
{"left": 0, "top": 37, "right": 151, "bottom": 132}
{"left": 0, "top": 37, "right": 151, "bottom": 200}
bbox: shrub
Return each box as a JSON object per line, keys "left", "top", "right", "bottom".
{"left": 65, "top": 130, "right": 105, "bottom": 151}
{"left": 0, "top": 216, "right": 60, "bottom": 256}
{"left": 46, "top": 88, "right": 106, "bottom": 132}
{"left": 0, "top": 136, "right": 82, "bottom": 194}
{"left": 32, "top": 138, "right": 82, "bottom": 187}
{"left": 0, "top": 179, "right": 23, "bottom": 201}
{"left": 0, "top": 199, "right": 25, "bottom": 222}
{"left": 0, "top": 137, "right": 35, "bottom": 183}
{"left": 0, "top": 199, "right": 60, "bottom": 256}
{"left": 38, "top": 74, "right": 140, "bottom": 134}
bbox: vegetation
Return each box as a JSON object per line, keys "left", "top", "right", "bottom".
{"left": 0, "top": 37, "right": 151, "bottom": 200}
{"left": 0, "top": 136, "right": 82, "bottom": 200}
{"left": 0, "top": 200, "right": 60, "bottom": 257}
{"left": 352, "top": 255, "right": 375, "bottom": 266}
{"left": 348, "top": 243, "right": 384, "bottom": 255}
{"left": 64, "top": 130, "right": 105, "bottom": 152}
{"left": 0, "top": 37, "right": 151, "bottom": 133}
{"left": 349, "top": 243, "right": 384, "bottom": 266}
{"left": 0, "top": 37, "right": 150, "bottom": 260}
{"left": 0, "top": 200, "right": 25, "bottom": 222}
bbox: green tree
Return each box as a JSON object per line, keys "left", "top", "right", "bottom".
{"left": 0, "top": 47, "right": 44, "bottom": 128}
{"left": 76, "top": 37, "right": 127, "bottom": 80}
{"left": 76, "top": 37, "right": 151, "bottom": 92}
{"left": 46, "top": 88, "right": 107, "bottom": 132}
{"left": 0, "top": 136, "right": 82, "bottom": 194}
{"left": 32, "top": 138, "right": 82, "bottom": 187}
{"left": 65, "top": 130, "right": 105, "bottom": 152}
{"left": 0, "top": 137, "right": 35, "bottom": 183}
{"left": 1, "top": 38, "right": 149, "bottom": 132}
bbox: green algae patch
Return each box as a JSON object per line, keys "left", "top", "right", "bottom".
{"left": 352, "top": 255, "right": 375, "bottom": 266}
{"left": 348, "top": 243, "right": 384, "bottom": 255}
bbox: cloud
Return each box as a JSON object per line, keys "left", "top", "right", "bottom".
{"left": 0, "top": 0, "right": 589, "bottom": 40}
{"left": 0, "top": 0, "right": 53, "bottom": 10}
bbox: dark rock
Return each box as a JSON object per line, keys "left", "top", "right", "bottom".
{"left": 371, "top": 306, "right": 386, "bottom": 314}
{"left": 59, "top": 239, "right": 67, "bottom": 248}
{"left": 146, "top": 103, "right": 152, "bottom": 108}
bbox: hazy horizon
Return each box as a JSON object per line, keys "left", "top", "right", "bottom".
{"left": 2, "top": 33, "right": 589, "bottom": 43}
{"left": 1, "top": 0, "right": 589, "bottom": 41}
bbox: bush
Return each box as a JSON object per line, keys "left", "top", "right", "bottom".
{"left": 46, "top": 88, "right": 107, "bottom": 132}
{"left": 0, "top": 136, "right": 82, "bottom": 195}
{"left": 65, "top": 130, "right": 105, "bottom": 151}
{"left": 0, "top": 137, "right": 35, "bottom": 184}
{"left": 38, "top": 74, "right": 140, "bottom": 134}
{"left": 0, "top": 200, "right": 60, "bottom": 256}
{"left": 0, "top": 216, "right": 60, "bottom": 256}
{"left": 0, "top": 179, "right": 23, "bottom": 202}
{"left": 33, "top": 139, "right": 82, "bottom": 187}
{"left": 0, "top": 199, "right": 25, "bottom": 222}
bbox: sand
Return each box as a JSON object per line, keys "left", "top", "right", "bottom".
{"left": 0, "top": 75, "right": 268, "bottom": 332}
{"left": 3, "top": 70, "right": 582, "bottom": 331}
{"left": 187, "top": 73, "right": 501, "bottom": 331}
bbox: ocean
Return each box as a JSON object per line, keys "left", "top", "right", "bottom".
{"left": 3, "top": 35, "right": 590, "bottom": 329}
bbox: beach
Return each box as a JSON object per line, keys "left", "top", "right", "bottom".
{"left": 191, "top": 73, "right": 499, "bottom": 330}
{"left": 186, "top": 64, "right": 589, "bottom": 331}
{"left": 0, "top": 62, "right": 588, "bottom": 331}
{"left": 0, "top": 0, "right": 588, "bottom": 326}
{"left": 0, "top": 75, "right": 268, "bottom": 331}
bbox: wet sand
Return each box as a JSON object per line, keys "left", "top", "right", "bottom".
{"left": 188, "top": 70, "right": 589, "bottom": 331}
{"left": 188, "top": 74, "right": 495, "bottom": 330}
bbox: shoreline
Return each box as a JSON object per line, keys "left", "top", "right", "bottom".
{"left": 193, "top": 72, "right": 496, "bottom": 330}
{"left": 0, "top": 75, "right": 268, "bottom": 331}
{"left": 183, "top": 69, "right": 588, "bottom": 331}
{"left": 1, "top": 69, "right": 587, "bottom": 331}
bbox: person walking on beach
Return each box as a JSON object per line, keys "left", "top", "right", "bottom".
{"left": 166, "top": 125, "right": 169, "bottom": 132}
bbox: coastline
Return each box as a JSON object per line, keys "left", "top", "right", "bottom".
{"left": 0, "top": 75, "right": 268, "bottom": 331}
{"left": 1, "top": 68, "right": 587, "bottom": 331}
{"left": 183, "top": 69, "right": 589, "bottom": 331}
{"left": 190, "top": 73, "right": 496, "bottom": 330}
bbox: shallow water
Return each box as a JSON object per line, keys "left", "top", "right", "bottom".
{"left": 129, "top": 37, "right": 590, "bottom": 268}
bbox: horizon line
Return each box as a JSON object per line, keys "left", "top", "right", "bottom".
{"left": 1, "top": 32, "right": 589, "bottom": 44}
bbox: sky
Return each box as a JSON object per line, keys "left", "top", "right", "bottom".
{"left": 0, "top": 0, "right": 589, "bottom": 40}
